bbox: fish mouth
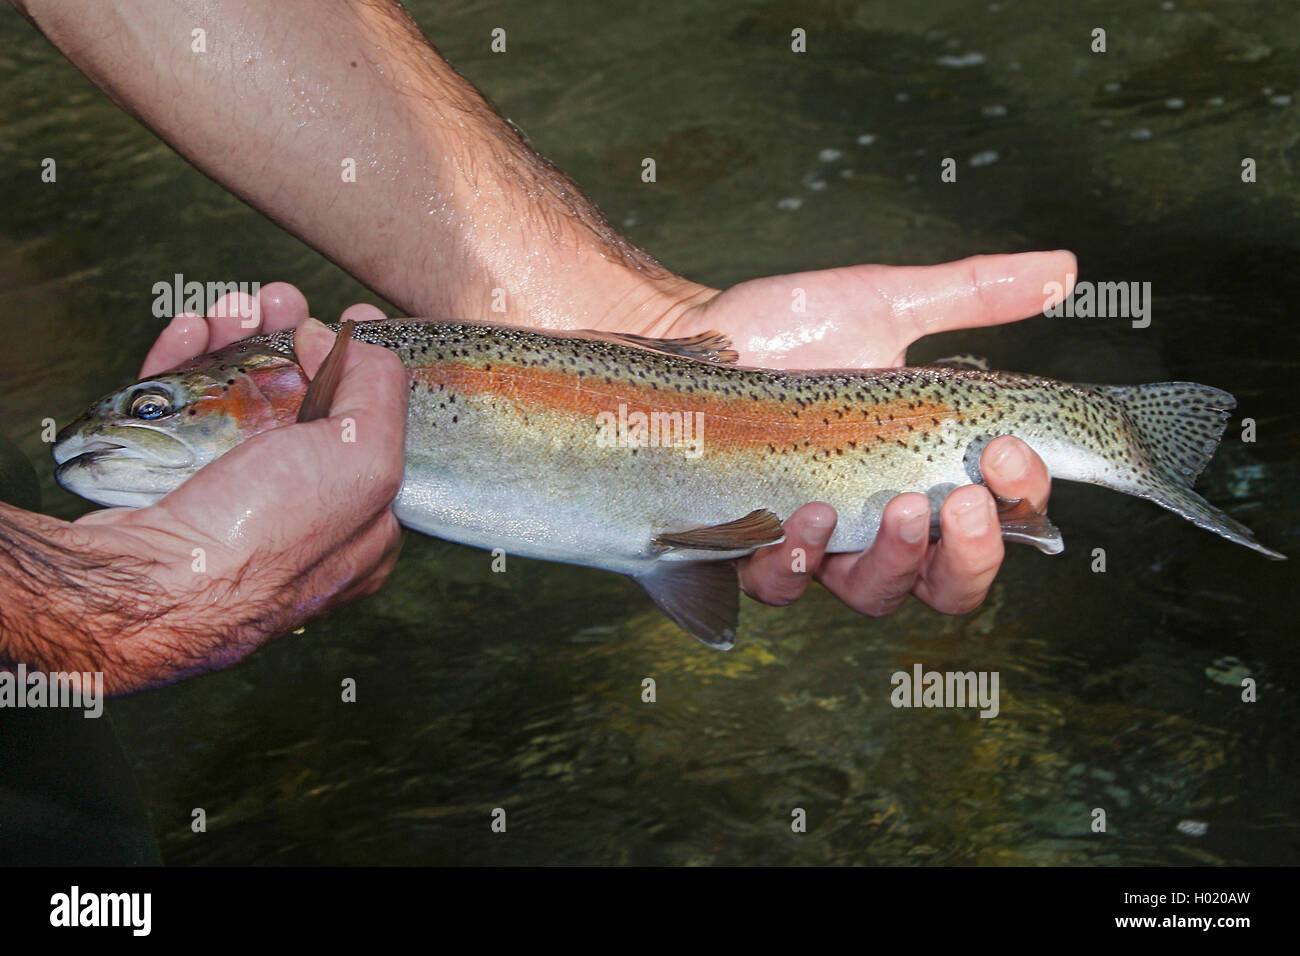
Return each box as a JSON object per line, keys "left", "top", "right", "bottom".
{"left": 53, "top": 439, "right": 124, "bottom": 469}
{"left": 53, "top": 428, "right": 196, "bottom": 471}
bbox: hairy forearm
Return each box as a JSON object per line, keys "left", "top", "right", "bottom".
{"left": 14, "top": 0, "right": 707, "bottom": 330}
{"left": 0, "top": 505, "right": 272, "bottom": 693}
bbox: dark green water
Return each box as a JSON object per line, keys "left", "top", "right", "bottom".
{"left": 1, "top": 0, "right": 1297, "bottom": 864}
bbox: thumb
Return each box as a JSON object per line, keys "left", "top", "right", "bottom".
{"left": 884, "top": 250, "right": 1078, "bottom": 338}
{"left": 292, "top": 317, "right": 337, "bottom": 379}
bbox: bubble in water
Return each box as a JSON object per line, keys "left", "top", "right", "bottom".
{"left": 777, "top": 197, "right": 803, "bottom": 211}
{"left": 1270, "top": 93, "right": 1292, "bottom": 106}
{"left": 818, "top": 148, "right": 843, "bottom": 162}
{"left": 801, "top": 171, "right": 828, "bottom": 191}
{"left": 839, "top": 169, "right": 855, "bottom": 179}
{"left": 969, "top": 149, "right": 1000, "bottom": 167}
{"left": 1165, "top": 97, "right": 1185, "bottom": 109}
{"left": 1176, "top": 820, "right": 1208, "bottom": 837}
{"left": 1206, "top": 95, "right": 1225, "bottom": 107}
{"left": 1129, "top": 127, "right": 1153, "bottom": 141}
{"left": 1206, "top": 655, "right": 1252, "bottom": 685}
{"left": 981, "top": 104, "right": 1008, "bottom": 117}
{"left": 937, "top": 51, "right": 986, "bottom": 68}
{"left": 896, "top": 92, "right": 911, "bottom": 103}
{"left": 857, "top": 133, "right": 878, "bottom": 146}
{"left": 1103, "top": 81, "right": 1121, "bottom": 94}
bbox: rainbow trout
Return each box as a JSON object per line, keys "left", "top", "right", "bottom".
{"left": 53, "top": 320, "right": 1283, "bottom": 647}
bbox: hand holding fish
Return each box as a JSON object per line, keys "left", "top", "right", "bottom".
{"left": 661, "top": 251, "right": 1073, "bottom": 617}
{"left": 48, "top": 292, "right": 406, "bottom": 691}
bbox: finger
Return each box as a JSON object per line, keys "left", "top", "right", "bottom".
{"left": 980, "top": 436, "right": 1051, "bottom": 513}
{"left": 205, "top": 291, "right": 262, "bottom": 348}
{"left": 73, "top": 506, "right": 138, "bottom": 526}
{"left": 339, "top": 302, "right": 386, "bottom": 324}
{"left": 738, "top": 502, "right": 836, "bottom": 605}
{"left": 913, "top": 485, "right": 1003, "bottom": 614}
{"left": 139, "top": 313, "right": 210, "bottom": 377}
{"left": 327, "top": 511, "right": 405, "bottom": 607}
{"left": 876, "top": 250, "right": 1077, "bottom": 340}
{"left": 264, "top": 508, "right": 401, "bottom": 621}
{"left": 817, "top": 493, "right": 930, "bottom": 616}
{"left": 292, "top": 318, "right": 409, "bottom": 514}
{"left": 257, "top": 282, "right": 311, "bottom": 332}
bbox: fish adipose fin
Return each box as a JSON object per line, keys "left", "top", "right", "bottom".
{"left": 928, "top": 354, "right": 990, "bottom": 371}
{"left": 636, "top": 561, "right": 742, "bottom": 650}
{"left": 1092, "top": 382, "right": 1286, "bottom": 560}
{"left": 296, "top": 320, "right": 355, "bottom": 423}
{"left": 652, "top": 508, "right": 785, "bottom": 551}
{"left": 586, "top": 329, "right": 739, "bottom": 365}
{"left": 996, "top": 496, "right": 1064, "bottom": 554}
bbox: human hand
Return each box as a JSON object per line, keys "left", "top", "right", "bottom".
{"left": 74, "top": 284, "right": 407, "bottom": 690}
{"left": 660, "top": 251, "right": 1073, "bottom": 617}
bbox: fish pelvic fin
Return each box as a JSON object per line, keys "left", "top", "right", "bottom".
{"left": 1091, "top": 381, "right": 1285, "bottom": 560}
{"left": 652, "top": 508, "right": 785, "bottom": 552}
{"left": 635, "top": 560, "right": 740, "bottom": 649}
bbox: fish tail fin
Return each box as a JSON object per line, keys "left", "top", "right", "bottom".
{"left": 1092, "top": 382, "right": 1285, "bottom": 560}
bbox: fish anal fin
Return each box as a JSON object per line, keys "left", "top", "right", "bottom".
{"left": 296, "top": 319, "right": 355, "bottom": 423}
{"left": 996, "top": 495, "right": 1064, "bottom": 554}
{"left": 653, "top": 508, "right": 785, "bottom": 552}
{"left": 928, "top": 353, "right": 990, "bottom": 372}
{"left": 635, "top": 561, "right": 740, "bottom": 649}
{"left": 582, "top": 329, "right": 739, "bottom": 364}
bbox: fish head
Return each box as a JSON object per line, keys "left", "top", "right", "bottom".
{"left": 54, "top": 343, "right": 311, "bottom": 508}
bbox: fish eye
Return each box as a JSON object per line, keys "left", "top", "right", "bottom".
{"left": 129, "top": 390, "right": 172, "bottom": 420}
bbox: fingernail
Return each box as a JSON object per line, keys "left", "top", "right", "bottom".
{"left": 991, "top": 440, "right": 1029, "bottom": 481}
{"left": 956, "top": 497, "right": 991, "bottom": 536}
{"left": 297, "top": 316, "right": 328, "bottom": 340}
{"left": 797, "top": 504, "right": 836, "bottom": 548}
{"left": 805, "top": 523, "right": 832, "bottom": 548}
{"left": 900, "top": 508, "right": 928, "bottom": 544}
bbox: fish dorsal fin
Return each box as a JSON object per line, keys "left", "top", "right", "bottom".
{"left": 928, "top": 353, "right": 990, "bottom": 371}
{"left": 995, "top": 495, "right": 1064, "bottom": 554}
{"left": 582, "top": 329, "right": 739, "bottom": 364}
{"left": 653, "top": 508, "right": 785, "bottom": 551}
{"left": 296, "top": 320, "right": 354, "bottom": 423}
{"left": 635, "top": 561, "right": 741, "bottom": 649}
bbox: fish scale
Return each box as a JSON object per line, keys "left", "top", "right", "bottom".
{"left": 53, "top": 319, "right": 1284, "bottom": 648}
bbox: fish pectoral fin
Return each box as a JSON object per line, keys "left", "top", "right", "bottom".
{"left": 928, "top": 353, "right": 990, "bottom": 372}
{"left": 582, "top": 329, "right": 739, "bottom": 364}
{"left": 296, "top": 319, "right": 355, "bottom": 423}
{"left": 652, "top": 508, "right": 785, "bottom": 551}
{"left": 635, "top": 560, "right": 741, "bottom": 650}
{"left": 996, "top": 495, "right": 1064, "bottom": 555}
